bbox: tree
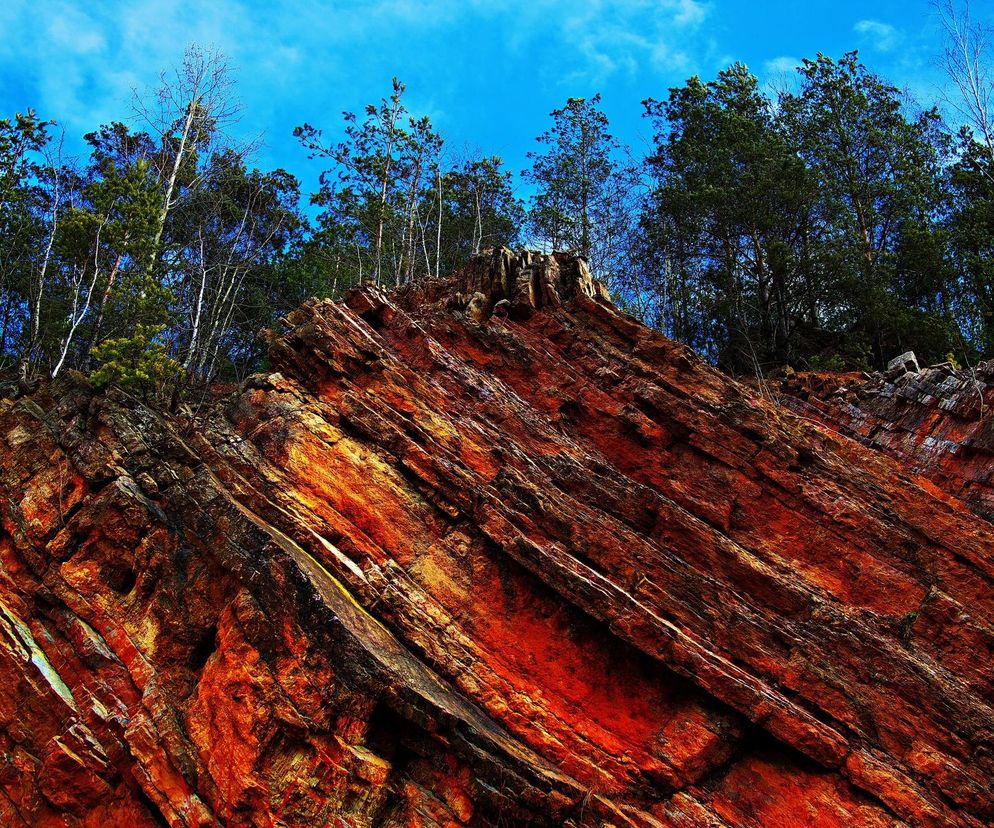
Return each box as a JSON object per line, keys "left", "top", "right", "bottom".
{"left": 638, "top": 55, "right": 956, "bottom": 372}
{"left": 295, "top": 78, "right": 443, "bottom": 287}
{"left": 51, "top": 147, "right": 163, "bottom": 377}
{"left": 935, "top": 0, "right": 994, "bottom": 170}
{"left": 434, "top": 155, "right": 524, "bottom": 272}
{"left": 937, "top": 2, "right": 994, "bottom": 358}
{"left": 133, "top": 44, "right": 243, "bottom": 282}
{"left": 0, "top": 111, "right": 57, "bottom": 371}
{"left": 174, "top": 152, "right": 302, "bottom": 381}
{"left": 781, "top": 52, "right": 953, "bottom": 365}
{"left": 642, "top": 64, "right": 822, "bottom": 369}
{"left": 523, "top": 95, "right": 634, "bottom": 278}
{"left": 0, "top": 46, "right": 304, "bottom": 390}
{"left": 947, "top": 129, "right": 994, "bottom": 353}
{"left": 48, "top": 45, "right": 255, "bottom": 391}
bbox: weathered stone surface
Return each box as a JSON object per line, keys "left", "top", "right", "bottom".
{"left": 887, "top": 351, "right": 920, "bottom": 375}
{"left": 1, "top": 250, "right": 992, "bottom": 826}
{"left": 774, "top": 360, "right": 994, "bottom": 521}
{"left": 430, "top": 246, "right": 611, "bottom": 322}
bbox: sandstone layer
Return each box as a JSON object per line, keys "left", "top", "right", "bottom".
{"left": 1, "top": 249, "right": 992, "bottom": 827}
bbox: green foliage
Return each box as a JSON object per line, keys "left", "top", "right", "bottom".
{"left": 946, "top": 128, "right": 994, "bottom": 355}
{"left": 89, "top": 324, "right": 182, "bottom": 392}
{"left": 438, "top": 156, "right": 524, "bottom": 269}
{"left": 295, "top": 79, "right": 527, "bottom": 291}
{"left": 6, "top": 41, "right": 994, "bottom": 397}
{"left": 642, "top": 63, "right": 818, "bottom": 366}
{"left": 523, "top": 94, "right": 636, "bottom": 278}
{"left": 781, "top": 53, "right": 952, "bottom": 363}
{"left": 295, "top": 78, "right": 444, "bottom": 287}
{"left": 0, "top": 109, "right": 56, "bottom": 365}
{"left": 639, "top": 53, "right": 964, "bottom": 373}
{"left": 808, "top": 353, "right": 848, "bottom": 372}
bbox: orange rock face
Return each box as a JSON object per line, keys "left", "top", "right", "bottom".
{"left": 1, "top": 249, "right": 992, "bottom": 827}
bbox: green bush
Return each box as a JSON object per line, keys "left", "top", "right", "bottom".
{"left": 89, "top": 324, "right": 182, "bottom": 392}
{"left": 808, "top": 353, "right": 848, "bottom": 373}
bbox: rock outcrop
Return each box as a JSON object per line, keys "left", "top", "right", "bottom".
{"left": 1, "top": 250, "right": 992, "bottom": 827}
{"left": 774, "top": 358, "right": 994, "bottom": 521}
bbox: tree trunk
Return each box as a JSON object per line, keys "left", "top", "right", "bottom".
{"left": 149, "top": 97, "right": 199, "bottom": 278}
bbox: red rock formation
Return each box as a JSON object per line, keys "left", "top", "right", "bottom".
{"left": 774, "top": 361, "right": 994, "bottom": 519}
{"left": 1, "top": 249, "right": 992, "bottom": 826}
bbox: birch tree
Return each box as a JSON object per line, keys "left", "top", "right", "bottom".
{"left": 936, "top": 0, "right": 994, "bottom": 167}
{"left": 177, "top": 154, "right": 300, "bottom": 380}
{"left": 51, "top": 146, "right": 162, "bottom": 377}
{"left": 0, "top": 111, "right": 53, "bottom": 369}
{"left": 133, "top": 45, "right": 243, "bottom": 280}
{"left": 19, "top": 133, "right": 65, "bottom": 375}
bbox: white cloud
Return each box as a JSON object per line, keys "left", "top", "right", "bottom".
{"left": 0, "top": 0, "right": 719, "bottom": 183}
{"left": 46, "top": 4, "right": 106, "bottom": 54}
{"left": 672, "top": 0, "right": 709, "bottom": 27}
{"left": 542, "top": 0, "right": 712, "bottom": 84}
{"left": 764, "top": 55, "right": 800, "bottom": 76}
{"left": 854, "top": 19, "right": 900, "bottom": 53}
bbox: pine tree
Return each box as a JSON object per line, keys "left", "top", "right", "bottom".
{"left": 781, "top": 52, "right": 953, "bottom": 365}
{"left": 524, "top": 95, "right": 633, "bottom": 278}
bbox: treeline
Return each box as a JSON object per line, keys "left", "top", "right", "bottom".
{"left": 0, "top": 51, "right": 531, "bottom": 393}
{"left": 0, "top": 50, "right": 304, "bottom": 392}
{"left": 2, "top": 3, "right": 994, "bottom": 393}
{"left": 630, "top": 54, "right": 957, "bottom": 372}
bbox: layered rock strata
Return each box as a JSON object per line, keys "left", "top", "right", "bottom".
{"left": 775, "top": 359, "right": 994, "bottom": 519}
{"left": 1, "top": 250, "right": 992, "bottom": 826}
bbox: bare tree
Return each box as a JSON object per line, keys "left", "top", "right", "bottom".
{"left": 936, "top": 0, "right": 994, "bottom": 163}
{"left": 132, "top": 44, "right": 247, "bottom": 277}
{"left": 374, "top": 80, "right": 404, "bottom": 285}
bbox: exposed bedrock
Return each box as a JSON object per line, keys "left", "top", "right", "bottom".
{"left": 1, "top": 250, "right": 992, "bottom": 826}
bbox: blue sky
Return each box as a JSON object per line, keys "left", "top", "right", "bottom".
{"left": 0, "top": 0, "right": 984, "bottom": 205}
